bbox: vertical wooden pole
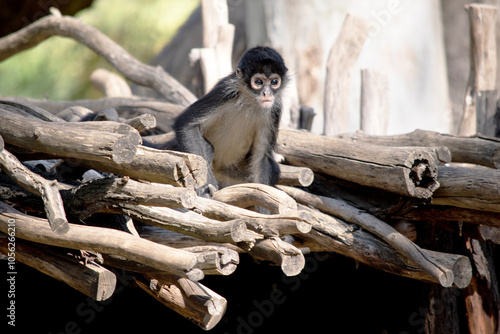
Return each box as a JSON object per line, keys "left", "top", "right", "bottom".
{"left": 323, "top": 14, "right": 369, "bottom": 136}
{"left": 459, "top": 4, "right": 500, "bottom": 334}
{"left": 458, "top": 4, "right": 497, "bottom": 136}
{"left": 191, "top": 0, "right": 235, "bottom": 93}
{"left": 360, "top": 69, "right": 390, "bottom": 135}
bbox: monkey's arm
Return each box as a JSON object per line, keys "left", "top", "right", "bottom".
{"left": 173, "top": 81, "right": 234, "bottom": 195}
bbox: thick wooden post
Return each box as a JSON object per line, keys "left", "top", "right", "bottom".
{"left": 458, "top": 4, "right": 497, "bottom": 136}
{"left": 323, "top": 14, "right": 369, "bottom": 136}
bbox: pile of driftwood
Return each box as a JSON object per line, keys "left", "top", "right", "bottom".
{"left": 1, "top": 6, "right": 500, "bottom": 331}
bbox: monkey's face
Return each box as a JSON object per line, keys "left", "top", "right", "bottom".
{"left": 249, "top": 73, "right": 282, "bottom": 109}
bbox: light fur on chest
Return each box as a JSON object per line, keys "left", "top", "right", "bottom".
{"left": 201, "top": 99, "right": 271, "bottom": 175}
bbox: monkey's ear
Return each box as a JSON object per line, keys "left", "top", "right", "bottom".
{"left": 236, "top": 68, "right": 243, "bottom": 78}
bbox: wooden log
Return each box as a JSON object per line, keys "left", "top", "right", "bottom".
{"left": 282, "top": 186, "right": 468, "bottom": 287}
{"left": 0, "top": 135, "right": 3, "bottom": 151}
{"left": 194, "top": 196, "right": 311, "bottom": 237}
{"left": 0, "top": 235, "right": 116, "bottom": 301}
{"left": 64, "top": 177, "right": 197, "bottom": 220}
{"left": 0, "top": 113, "right": 138, "bottom": 165}
{"left": 0, "top": 202, "right": 204, "bottom": 281}
{"left": 360, "top": 69, "right": 390, "bottom": 135}
{"left": 249, "top": 236, "right": 305, "bottom": 277}
{"left": 0, "top": 12, "right": 196, "bottom": 105}
{"left": 135, "top": 276, "right": 227, "bottom": 331}
{"left": 0, "top": 148, "right": 69, "bottom": 234}
{"left": 278, "top": 164, "right": 314, "bottom": 187}
{"left": 193, "top": 0, "right": 234, "bottom": 92}
{"left": 433, "top": 165, "right": 500, "bottom": 213}
{"left": 324, "top": 14, "right": 369, "bottom": 135}
{"left": 59, "top": 119, "right": 142, "bottom": 145}
{"left": 125, "top": 114, "right": 157, "bottom": 133}
{"left": 463, "top": 238, "right": 500, "bottom": 334}
{"left": 394, "top": 205, "right": 500, "bottom": 229}
{"left": 2, "top": 96, "right": 183, "bottom": 133}
{"left": 337, "top": 129, "right": 499, "bottom": 167}
{"left": 293, "top": 204, "right": 471, "bottom": 288}
{"left": 56, "top": 106, "right": 95, "bottom": 122}
{"left": 459, "top": 4, "right": 498, "bottom": 136}
{"left": 90, "top": 68, "right": 132, "bottom": 98}
{"left": 182, "top": 245, "right": 239, "bottom": 276}
{"left": 212, "top": 183, "right": 297, "bottom": 214}
{"left": 138, "top": 226, "right": 237, "bottom": 251}
{"left": 77, "top": 145, "right": 207, "bottom": 188}
{"left": 116, "top": 204, "right": 252, "bottom": 245}
{"left": 277, "top": 129, "right": 441, "bottom": 199}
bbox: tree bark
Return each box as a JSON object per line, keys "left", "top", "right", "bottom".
{"left": 0, "top": 235, "right": 116, "bottom": 301}
{"left": 0, "top": 201, "right": 204, "bottom": 281}
{"left": 277, "top": 129, "right": 442, "bottom": 199}
{"left": 337, "top": 129, "right": 499, "bottom": 168}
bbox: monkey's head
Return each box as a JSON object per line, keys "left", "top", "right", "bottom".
{"left": 236, "top": 46, "right": 288, "bottom": 109}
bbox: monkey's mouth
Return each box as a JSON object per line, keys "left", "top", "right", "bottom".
{"left": 259, "top": 98, "right": 274, "bottom": 108}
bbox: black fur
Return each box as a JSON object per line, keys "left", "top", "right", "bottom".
{"left": 173, "top": 46, "right": 288, "bottom": 196}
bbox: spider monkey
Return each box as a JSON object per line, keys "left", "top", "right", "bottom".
{"left": 173, "top": 46, "right": 289, "bottom": 196}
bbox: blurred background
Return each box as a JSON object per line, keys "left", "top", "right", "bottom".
{"left": 2, "top": 0, "right": 497, "bottom": 136}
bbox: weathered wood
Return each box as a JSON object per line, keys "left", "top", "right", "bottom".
{"left": 324, "top": 14, "right": 369, "bottom": 135}
{"left": 0, "top": 12, "right": 196, "bottom": 105}
{"left": 282, "top": 186, "right": 470, "bottom": 287}
{"left": 249, "top": 237, "right": 305, "bottom": 277}
{"left": 212, "top": 183, "right": 297, "bottom": 214}
{"left": 63, "top": 177, "right": 197, "bottom": 220}
{"left": 139, "top": 226, "right": 242, "bottom": 253}
{"left": 0, "top": 235, "right": 116, "bottom": 301}
{"left": 360, "top": 69, "right": 390, "bottom": 135}
{"left": 277, "top": 129, "right": 441, "bottom": 198}
{"left": 194, "top": 195, "right": 311, "bottom": 237}
{"left": 2, "top": 96, "right": 182, "bottom": 132}
{"left": 77, "top": 145, "right": 207, "bottom": 188}
{"left": 433, "top": 165, "right": 500, "bottom": 213}
{"left": 90, "top": 68, "right": 132, "bottom": 98}
{"left": 115, "top": 204, "right": 252, "bottom": 245}
{"left": 458, "top": 4, "right": 498, "bottom": 136}
{"left": 0, "top": 147, "right": 69, "bottom": 234}
{"left": 135, "top": 276, "right": 227, "bottom": 331}
{"left": 0, "top": 113, "right": 138, "bottom": 165}
{"left": 0, "top": 202, "right": 204, "bottom": 281}
{"left": 278, "top": 164, "right": 314, "bottom": 187}
{"left": 56, "top": 106, "right": 95, "bottom": 122}
{"left": 293, "top": 204, "right": 472, "bottom": 288}
{"left": 193, "top": 0, "right": 234, "bottom": 92}
{"left": 337, "top": 129, "right": 499, "bottom": 168}
{"left": 0, "top": 100, "right": 64, "bottom": 123}
{"left": 394, "top": 205, "right": 500, "bottom": 229}
{"left": 182, "top": 245, "right": 239, "bottom": 276}
{"left": 125, "top": 114, "right": 157, "bottom": 133}
{"left": 463, "top": 238, "right": 500, "bottom": 334}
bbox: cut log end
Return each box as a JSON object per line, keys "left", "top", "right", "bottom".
{"left": 230, "top": 219, "right": 249, "bottom": 243}
{"left": 406, "top": 156, "right": 439, "bottom": 199}
{"left": 281, "top": 253, "right": 306, "bottom": 277}
{"left": 452, "top": 256, "right": 473, "bottom": 289}
{"left": 92, "top": 267, "right": 117, "bottom": 301}
{"left": 111, "top": 139, "right": 138, "bottom": 164}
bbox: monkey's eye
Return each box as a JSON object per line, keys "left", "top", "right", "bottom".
{"left": 254, "top": 79, "right": 264, "bottom": 86}
{"left": 271, "top": 79, "right": 279, "bottom": 86}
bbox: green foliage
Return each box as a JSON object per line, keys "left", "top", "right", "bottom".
{"left": 0, "top": 0, "right": 199, "bottom": 100}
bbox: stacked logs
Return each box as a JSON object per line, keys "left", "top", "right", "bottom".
{"left": 0, "top": 8, "right": 499, "bottom": 331}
